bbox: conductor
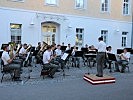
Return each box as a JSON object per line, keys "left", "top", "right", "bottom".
{"left": 96, "top": 37, "right": 106, "bottom": 77}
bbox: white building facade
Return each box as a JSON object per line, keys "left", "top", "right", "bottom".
{"left": 0, "top": 0, "right": 132, "bottom": 53}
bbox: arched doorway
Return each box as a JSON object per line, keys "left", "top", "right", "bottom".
{"left": 41, "top": 22, "right": 60, "bottom": 45}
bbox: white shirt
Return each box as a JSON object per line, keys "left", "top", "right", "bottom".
{"left": 55, "top": 49, "right": 62, "bottom": 56}
{"left": 19, "top": 47, "right": 26, "bottom": 54}
{"left": 2, "top": 51, "right": 10, "bottom": 65}
{"left": 97, "top": 41, "right": 106, "bottom": 52}
{"left": 66, "top": 47, "right": 71, "bottom": 50}
{"left": 121, "top": 52, "right": 130, "bottom": 61}
{"left": 43, "top": 50, "right": 51, "bottom": 64}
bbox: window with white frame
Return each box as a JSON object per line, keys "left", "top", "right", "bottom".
{"left": 75, "top": 0, "right": 85, "bottom": 9}
{"left": 8, "top": 0, "right": 24, "bottom": 2}
{"left": 123, "top": 0, "right": 130, "bottom": 15}
{"left": 45, "top": 0, "right": 57, "bottom": 5}
{"left": 101, "top": 30, "right": 108, "bottom": 44}
{"left": 10, "top": 24, "right": 22, "bottom": 44}
{"left": 121, "top": 32, "right": 128, "bottom": 47}
{"left": 101, "top": 0, "right": 109, "bottom": 12}
{"left": 75, "top": 28, "right": 84, "bottom": 46}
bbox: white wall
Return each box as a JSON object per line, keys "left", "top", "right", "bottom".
{"left": 0, "top": 7, "right": 132, "bottom": 54}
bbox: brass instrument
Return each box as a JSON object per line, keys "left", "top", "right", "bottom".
{"left": 9, "top": 42, "right": 16, "bottom": 59}
{"left": 26, "top": 44, "right": 32, "bottom": 53}
{"left": 36, "top": 42, "right": 48, "bottom": 64}
{"left": 16, "top": 44, "right": 21, "bottom": 54}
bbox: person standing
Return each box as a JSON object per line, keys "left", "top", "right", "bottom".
{"left": 96, "top": 37, "right": 106, "bottom": 77}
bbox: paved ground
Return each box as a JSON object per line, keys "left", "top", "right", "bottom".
{"left": 0, "top": 56, "right": 133, "bottom": 100}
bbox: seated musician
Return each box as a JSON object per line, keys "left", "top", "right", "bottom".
{"left": 88, "top": 45, "right": 97, "bottom": 67}
{"left": 72, "top": 46, "right": 80, "bottom": 68}
{"left": 115, "top": 48, "right": 130, "bottom": 73}
{"left": 43, "top": 45, "right": 59, "bottom": 78}
{"left": 104, "top": 46, "right": 112, "bottom": 69}
{"left": 66, "top": 44, "right": 71, "bottom": 50}
{"left": 1, "top": 45, "right": 22, "bottom": 81}
{"left": 19, "top": 43, "right": 32, "bottom": 66}
{"left": 36, "top": 42, "right": 41, "bottom": 51}
{"left": 19, "top": 43, "right": 27, "bottom": 58}
{"left": 55, "top": 45, "right": 65, "bottom": 69}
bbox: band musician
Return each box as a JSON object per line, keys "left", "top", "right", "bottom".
{"left": 43, "top": 45, "right": 59, "bottom": 78}
{"left": 72, "top": 46, "right": 80, "bottom": 68}
{"left": 19, "top": 43, "right": 32, "bottom": 66}
{"left": 115, "top": 48, "right": 130, "bottom": 73}
{"left": 1, "top": 45, "right": 22, "bottom": 81}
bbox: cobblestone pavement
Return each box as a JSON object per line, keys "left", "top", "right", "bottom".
{"left": 0, "top": 56, "right": 133, "bottom": 100}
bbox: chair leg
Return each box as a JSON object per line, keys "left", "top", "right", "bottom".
{"left": 1, "top": 73, "right": 5, "bottom": 83}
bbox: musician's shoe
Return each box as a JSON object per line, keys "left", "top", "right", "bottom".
{"left": 48, "top": 74, "right": 54, "bottom": 79}
{"left": 28, "top": 64, "right": 32, "bottom": 66}
{"left": 120, "top": 70, "right": 125, "bottom": 73}
{"left": 13, "top": 77, "right": 22, "bottom": 81}
{"left": 114, "top": 70, "right": 120, "bottom": 72}
{"left": 103, "top": 65, "right": 107, "bottom": 69}
{"left": 96, "top": 74, "right": 103, "bottom": 77}
{"left": 56, "top": 69, "right": 60, "bottom": 72}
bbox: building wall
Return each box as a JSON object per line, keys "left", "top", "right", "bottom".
{"left": 0, "top": 7, "right": 132, "bottom": 53}
{"left": 0, "top": 0, "right": 132, "bottom": 22}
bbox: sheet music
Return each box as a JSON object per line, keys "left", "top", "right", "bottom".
{"left": 61, "top": 53, "right": 68, "bottom": 60}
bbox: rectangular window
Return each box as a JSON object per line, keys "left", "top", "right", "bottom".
{"left": 122, "top": 32, "right": 128, "bottom": 47}
{"left": 101, "top": 30, "right": 108, "bottom": 44}
{"left": 9, "top": 0, "right": 24, "bottom": 2}
{"left": 123, "top": 0, "right": 130, "bottom": 15}
{"left": 45, "top": 0, "right": 57, "bottom": 5}
{"left": 75, "top": 0, "right": 85, "bottom": 9}
{"left": 10, "top": 24, "right": 22, "bottom": 44}
{"left": 76, "top": 28, "right": 84, "bottom": 46}
{"left": 101, "top": 0, "right": 109, "bottom": 12}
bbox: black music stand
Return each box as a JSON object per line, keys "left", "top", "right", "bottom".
{"left": 74, "top": 51, "right": 83, "bottom": 57}
{"left": 61, "top": 46, "right": 67, "bottom": 51}
{"left": 107, "top": 53, "right": 117, "bottom": 61}
{"left": 0, "top": 51, "right": 3, "bottom": 58}
{"left": 88, "top": 51, "right": 97, "bottom": 54}
{"left": 71, "top": 47, "right": 78, "bottom": 51}
{"left": 117, "top": 49, "right": 123, "bottom": 54}
{"left": 107, "top": 53, "right": 117, "bottom": 72}
{"left": 81, "top": 48, "right": 88, "bottom": 53}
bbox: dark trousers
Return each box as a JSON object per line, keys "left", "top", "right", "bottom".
{"left": 115, "top": 60, "right": 128, "bottom": 71}
{"left": 96, "top": 52, "right": 105, "bottom": 76}
{"left": 4, "top": 63, "right": 21, "bottom": 78}
{"left": 43, "top": 63, "right": 59, "bottom": 76}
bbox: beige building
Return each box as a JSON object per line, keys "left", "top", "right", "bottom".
{"left": 0, "top": 0, "right": 133, "bottom": 52}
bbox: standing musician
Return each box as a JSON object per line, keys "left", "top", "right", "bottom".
{"left": 96, "top": 37, "right": 106, "bottom": 77}
{"left": 72, "top": 46, "right": 80, "bottom": 68}
{"left": 43, "top": 45, "right": 59, "bottom": 78}
{"left": 1, "top": 45, "right": 22, "bottom": 81}
{"left": 115, "top": 48, "right": 130, "bottom": 73}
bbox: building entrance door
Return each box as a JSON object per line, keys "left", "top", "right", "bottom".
{"left": 41, "top": 22, "right": 59, "bottom": 45}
